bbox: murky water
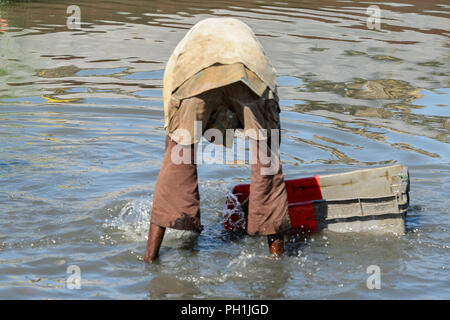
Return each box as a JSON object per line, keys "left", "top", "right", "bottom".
{"left": 0, "top": 0, "right": 449, "bottom": 299}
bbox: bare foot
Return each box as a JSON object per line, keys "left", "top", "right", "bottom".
{"left": 267, "top": 233, "right": 284, "bottom": 257}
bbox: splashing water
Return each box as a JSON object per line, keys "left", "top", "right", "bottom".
{"left": 223, "top": 191, "right": 246, "bottom": 233}
{"left": 104, "top": 197, "right": 153, "bottom": 242}
{"left": 103, "top": 196, "right": 200, "bottom": 248}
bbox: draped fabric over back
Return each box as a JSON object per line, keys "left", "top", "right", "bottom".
{"left": 163, "top": 17, "right": 277, "bottom": 130}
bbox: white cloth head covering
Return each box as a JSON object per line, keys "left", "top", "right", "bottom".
{"left": 163, "top": 17, "right": 277, "bottom": 129}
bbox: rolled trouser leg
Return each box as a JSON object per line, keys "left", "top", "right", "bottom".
{"left": 247, "top": 137, "right": 290, "bottom": 236}
{"left": 150, "top": 136, "right": 202, "bottom": 232}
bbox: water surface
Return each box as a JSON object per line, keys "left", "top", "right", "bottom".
{"left": 0, "top": 0, "right": 449, "bottom": 299}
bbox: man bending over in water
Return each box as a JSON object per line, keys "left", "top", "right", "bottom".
{"left": 144, "top": 18, "right": 291, "bottom": 262}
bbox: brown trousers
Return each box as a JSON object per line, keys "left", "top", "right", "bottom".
{"left": 151, "top": 82, "right": 290, "bottom": 236}
{"left": 150, "top": 135, "right": 291, "bottom": 236}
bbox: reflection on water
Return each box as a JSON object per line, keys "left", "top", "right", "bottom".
{"left": 0, "top": 0, "right": 449, "bottom": 299}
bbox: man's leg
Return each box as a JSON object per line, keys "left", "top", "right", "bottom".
{"left": 144, "top": 223, "right": 166, "bottom": 263}
{"left": 144, "top": 136, "right": 200, "bottom": 263}
{"left": 222, "top": 83, "right": 290, "bottom": 256}
{"left": 248, "top": 137, "right": 290, "bottom": 256}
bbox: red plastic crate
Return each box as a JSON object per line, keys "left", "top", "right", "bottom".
{"left": 224, "top": 176, "right": 323, "bottom": 233}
